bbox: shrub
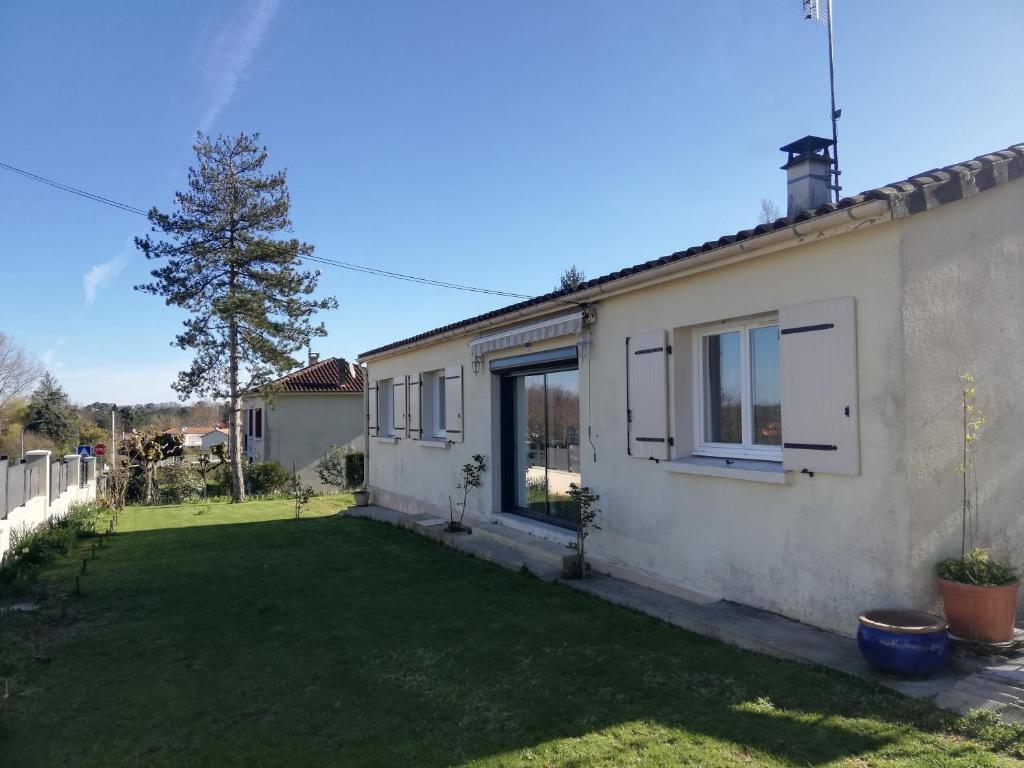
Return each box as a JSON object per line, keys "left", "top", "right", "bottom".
{"left": 156, "top": 462, "right": 205, "bottom": 504}
{"left": 344, "top": 450, "right": 364, "bottom": 489}
{"left": 317, "top": 445, "right": 347, "bottom": 490}
{"left": 125, "top": 465, "right": 147, "bottom": 505}
{"left": 1, "top": 521, "right": 75, "bottom": 590}
{"left": 248, "top": 460, "right": 289, "bottom": 495}
{"left": 206, "top": 462, "right": 231, "bottom": 497}
{"left": 938, "top": 547, "right": 1019, "bottom": 587}
{"left": 54, "top": 502, "right": 109, "bottom": 538}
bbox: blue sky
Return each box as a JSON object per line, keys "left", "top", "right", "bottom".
{"left": 1, "top": 1, "right": 1021, "bottom": 404}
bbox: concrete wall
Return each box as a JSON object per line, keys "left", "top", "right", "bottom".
{"left": 900, "top": 180, "right": 1024, "bottom": 620}
{"left": 241, "top": 393, "right": 364, "bottom": 490}
{"left": 0, "top": 452, "right": 97, "bottom": 560}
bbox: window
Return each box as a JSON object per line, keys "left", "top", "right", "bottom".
{"left": 694, "top": 317, "right": 781, "bottom": 460}
{"left": 432, "top": 371, "right": 446, "bottom": 439}
{"left": 254, "top": 408, "right": 262, "bottom": 438}
{"left": 378, "top": 378, "right": 394, "bottom": 437}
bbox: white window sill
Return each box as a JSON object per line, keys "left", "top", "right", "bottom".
{"left": 664, "top": 455, "right": 792, "bottom": 485}
{"left": 374, "top": 436, "right": 399, "bottom": 444}
{"left": 417, "top": 438, "right": 449, "bottom": 449}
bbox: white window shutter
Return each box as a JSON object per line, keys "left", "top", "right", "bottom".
{"left": 780, "top": 296, "right": 859, "bottom": 475}
{"left": 367, "top": 381, "right": 378, "bottom": 437}
{"left": 408, "top": 374, "right": 422, "bottom": 439}
{"left": 444, "top": 365, "right": 463, "bottom": 442}
{"left": 393, "top": 377, "right": 407, "bottom": 438}
{"left": 627, "top": 329, "right": 670, "bottom": 460}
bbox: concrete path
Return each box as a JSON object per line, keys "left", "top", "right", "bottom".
{"left": 346, "top": 503, "right": 1024, "bottom": 724}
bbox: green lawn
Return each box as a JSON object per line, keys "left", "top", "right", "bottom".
{"left": 1, "top": 497, "right": 1022, "bottom": 767}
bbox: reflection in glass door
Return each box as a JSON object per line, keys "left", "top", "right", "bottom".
{"left": 504, "top": 367, "right": 581, "bottom": 528}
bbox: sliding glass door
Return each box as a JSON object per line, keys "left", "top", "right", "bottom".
{"left": 501, "top": 365, "right": 581, "bottom": 528}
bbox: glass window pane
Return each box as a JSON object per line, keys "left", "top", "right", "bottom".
{"left": 751, "top": 325, "right": 781, "bottom": 446}
{"left": 544, "top": 370, "right": 580, "bottom": 525}
{"left": 435, "top": 373, "right": 446, "bottom": 437}
{"left": 703, "top": 331, "right": 742, "bottom": 444}
{"left": 524, "top": 374, "right": 548, "bottom": 517}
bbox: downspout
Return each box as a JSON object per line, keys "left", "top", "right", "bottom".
{"left": 362, "top": 365, "right": 370, "bottom": 496}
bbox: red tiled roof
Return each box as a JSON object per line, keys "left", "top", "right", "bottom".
{"left": 270, "top": 357, "right": 364, "bottom": 393}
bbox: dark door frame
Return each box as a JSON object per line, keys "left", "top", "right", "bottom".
{"left": 497, "top": 354, "right": 579, "bottom": 530}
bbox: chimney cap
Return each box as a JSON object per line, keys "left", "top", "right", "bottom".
{"left": 780, "top": 135, "right": 834, "bottom": 169}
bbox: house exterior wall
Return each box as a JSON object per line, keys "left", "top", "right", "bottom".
{"left": 366, "top": 214, "right": 919, "bottom": 635}
{"left": 241, "top": 393, "right": 364, "bottom": 490}
{"left": 900, "top": 180, "right": 1024, "bottom": 619}
{"left": 200, "top": 431, "right": 227, "bottom": 451}
{"left": 366, "top": 178, "right": 1024, "bottom": 635}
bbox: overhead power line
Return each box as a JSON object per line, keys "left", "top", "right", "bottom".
{"left": 303, "top": 254, "right": 532, "bottom": 299}
{"left": 0, "top": 161, "right": 149, "bottom": 216}
{"left": 0, "top": 160, "right": 537, "bottom": 300}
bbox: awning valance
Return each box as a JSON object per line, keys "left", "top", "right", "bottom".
{"left": 469, "top": 311, "right": 583, "bottom": 359}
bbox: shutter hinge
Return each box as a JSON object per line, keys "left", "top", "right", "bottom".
{"left": 666, "top": 345, "right": 672, "bottom": 354}
{"left": 668, "top": 436, "right": 674, "bottom": 446}
{"left": 627, "top": 409, "right": 632, "bottom": 423}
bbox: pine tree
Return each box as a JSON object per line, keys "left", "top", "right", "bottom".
{"left": 27, "top": 372, "right": 79, "bottom": 447}
{"left": 556, "top": 265, "right": 586, "bottom": 292}
{"left": 136, "top": 133, "right": 337, "bottom": 502}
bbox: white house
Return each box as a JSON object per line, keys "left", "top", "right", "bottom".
{"left": 358, "top": 138, "right": 1024, "bottom": 636}
{"left": 164, "top": 426, "right": 222, "bottom": 449}
{"left": 200, "top": 428, "right": 228, "bottom": 451}
{"left": 241, "top": 355, "right": 364, "bottom": 490}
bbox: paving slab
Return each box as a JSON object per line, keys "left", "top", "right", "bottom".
{"left": 345, "top": 503, "right": 1023, "bottom": 723}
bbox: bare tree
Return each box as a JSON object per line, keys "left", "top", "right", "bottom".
{"left": 759, "top": 199, "right": 781, "bottom": 225}
{"left": 0, "top": 333, "right": 41, "bottom": 411}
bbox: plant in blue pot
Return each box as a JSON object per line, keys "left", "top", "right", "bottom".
{"left": 857, "top": 609, "right": 949, "bottom": 678}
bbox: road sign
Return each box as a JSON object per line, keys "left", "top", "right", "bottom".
{"left": 93, "top": 443, "right": 107, "bottom": 457}
{"left": 76, "top": 445, "right": 92, "bottom": 457}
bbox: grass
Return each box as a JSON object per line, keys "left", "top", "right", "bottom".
{"left": 1, "top": 497, "right": 1022, "bottom": 767}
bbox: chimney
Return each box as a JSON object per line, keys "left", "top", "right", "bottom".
{"left": 780, "top": 136, "right": 835, "bottom": 217}
{"left": 308, "top": 351, "right": 320, "bottom": 366}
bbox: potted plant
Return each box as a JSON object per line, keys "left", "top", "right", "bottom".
{"left": 343, "top": 450, "right": 369, "bottom": 507}
{"left": 446, "top": 454, "right": 486, "bottom": 533}
{"left": 562, "top": 483, "right": 600, "bottom": 579}
{"left": 936, "top": 374, "right": 1020, "bottom": 643}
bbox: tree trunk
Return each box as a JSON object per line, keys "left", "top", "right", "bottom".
{"left": 228, "top": 321, "right": 246, "bottom": 503}
{"left": 227, "top": 256, "right": 246, "bottom": 502}
{"left": 145, "top": 465, "right": 154, "bottom": 504}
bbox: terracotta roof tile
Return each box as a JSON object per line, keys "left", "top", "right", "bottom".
{"left": 269, "top": 357, "right": 363, "bottom": 393}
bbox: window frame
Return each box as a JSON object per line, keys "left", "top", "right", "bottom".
{"left": 692, "top": 314, "right": 782, "bottom": 462}
{"left": 432, "top": 371, "right": 447, "bottom": 440}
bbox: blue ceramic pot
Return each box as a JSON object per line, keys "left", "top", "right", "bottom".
{"left": 857, "top": 609, "right": 949, "bottom": 678}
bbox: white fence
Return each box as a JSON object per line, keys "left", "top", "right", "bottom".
{"left": 0, "top": 450, "right": 98, "bottom": 559}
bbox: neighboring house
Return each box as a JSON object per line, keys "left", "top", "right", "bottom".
{"left": 200, "top": 428, "right": 228, "bottom": 451}
{"left": 241, "top": 355, "right": 364, "bottom": 490}
{"left": 163, "top": 426, "right": 223, "bottom": 449}
{"left": 358, "top": 138, "right": 1024, "bottom": 636}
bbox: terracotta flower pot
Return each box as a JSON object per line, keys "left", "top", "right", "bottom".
{"left": 937, "top": 577, "right": 1020, "bottom": 643}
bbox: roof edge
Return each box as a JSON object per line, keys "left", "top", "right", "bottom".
{"left": 359, "top": 141, "right": 1024, "bottom": 362}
